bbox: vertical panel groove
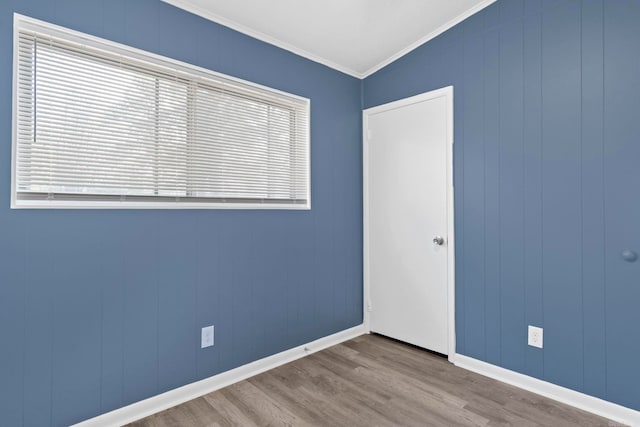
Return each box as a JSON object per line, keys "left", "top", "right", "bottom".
{"left": 496, "top": 10, "right": 502, "bottom": 368}
{"left": 539, "top": 1, "right": 545, "bottom": 381}
{"left": 520, "top": 12, "right": 526, "bottom": 375}
{"left": 601, "top": 0, "right": 607, "bottom": 398}
{"left": 579, "top": 1, "right": 585, "bottom": 392}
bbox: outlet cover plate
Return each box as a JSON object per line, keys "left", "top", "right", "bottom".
{"left": 528, "top": 325, "right": 543, "bottom": 349}
{"left": 201, "top": 325, "right": 214, "bottom": 348}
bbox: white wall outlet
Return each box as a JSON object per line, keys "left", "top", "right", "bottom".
{"left": 528, "top": 325, "right": 543, "bottom": 349}
{"left": 201, "top": 325, "right": 214, "bottom": 348}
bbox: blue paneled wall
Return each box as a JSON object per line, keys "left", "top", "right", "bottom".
{"left": 0, "top": 1, "right": 362, "bottom": 425}
{"left": 364, "top": 0, "right": 640, "bottom": 411}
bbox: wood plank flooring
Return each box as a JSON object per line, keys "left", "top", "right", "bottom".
{"left": 128, "top": 334, "right": 621, "bottom": 427}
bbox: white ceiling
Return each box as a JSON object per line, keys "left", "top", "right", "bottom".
{"left": 162, "top": 0, "right": 496, "bottom": 78}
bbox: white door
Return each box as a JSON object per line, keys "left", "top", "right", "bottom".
{"left": 364, "top": 87, "right": 454, "bottom": 355}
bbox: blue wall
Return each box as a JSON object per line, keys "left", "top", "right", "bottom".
{"left": 0, "top": 1, "right": 363, "bottom": 425}
{"left": 364, "top": 0, "right": 640, "bottom": 411}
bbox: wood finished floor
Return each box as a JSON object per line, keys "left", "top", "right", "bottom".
{"left": 128, "top": 334, "right": 621, "bottom": 427}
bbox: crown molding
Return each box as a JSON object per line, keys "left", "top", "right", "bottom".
{"left": 362, "top": 0, "right": 497, "bottom": 77}
{"left": 161, "top": 0, "right": 365, "bottom": 78}
{"left": 162, "top": 0, "right": 496, "bottom": 79}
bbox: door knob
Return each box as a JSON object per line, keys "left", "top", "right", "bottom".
{"left": 433, "top": 236, "right": 445, "bottom": 246}
{"left": 622, "top": 250, "right": 638, "bottom": 263}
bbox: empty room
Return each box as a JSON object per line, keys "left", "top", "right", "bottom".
{"left": 0, "top": 0, "right": 639, "bottom": 426}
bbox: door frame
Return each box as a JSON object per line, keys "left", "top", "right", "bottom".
{"left": 363, "top": 86, "right": 456, "bottom": 362}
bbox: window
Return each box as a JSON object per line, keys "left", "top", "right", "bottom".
{"left": 12, "top": 15, "right": 310, "bottom": 209}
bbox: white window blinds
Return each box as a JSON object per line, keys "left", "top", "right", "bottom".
{"left": 13, "top": 16, "right": 310, "bottom": 209}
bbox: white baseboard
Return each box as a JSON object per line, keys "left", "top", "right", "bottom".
{"left": 454, "top": 354, "right": 640, "bottom": 426}
{"left": 73, "top": 324, "right": 367, "bottom": 427}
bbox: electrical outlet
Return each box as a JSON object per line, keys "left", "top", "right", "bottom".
{"left": 201, "top": 325, "right": 214, "bottom": 348}
{"left": 528, "top": 325, "right": 543, "bottom": 349}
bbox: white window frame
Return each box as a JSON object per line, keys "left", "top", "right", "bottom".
{"left": 11, "top": 14, "right": 311, "bottom": 210}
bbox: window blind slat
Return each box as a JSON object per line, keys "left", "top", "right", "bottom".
{"left": 14, "top": 20, "right": 310, "bottom": 208}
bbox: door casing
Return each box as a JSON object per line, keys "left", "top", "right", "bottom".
{"left": 362, "top": 86, "right": 456, "bottom": 362}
